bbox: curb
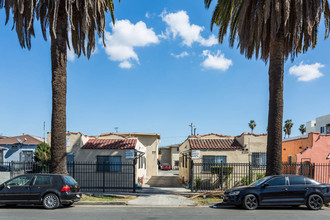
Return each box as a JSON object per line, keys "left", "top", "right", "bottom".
{"left": 75, "top": 201, "right": 127, "bottom": 206}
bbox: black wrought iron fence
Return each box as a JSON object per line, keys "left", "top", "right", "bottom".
{"left": 191, "top": 162, "right": 330, "bottom": 192}
{"left": 0, "top": 161, "right": 136, "bottom": 192}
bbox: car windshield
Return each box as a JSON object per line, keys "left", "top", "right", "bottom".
{"left": 249, "top": 176, "right": 272, "bottom": 187}
{"left": 162, "top": 163, "right": 169, "bottom": 166}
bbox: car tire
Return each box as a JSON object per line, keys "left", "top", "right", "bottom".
{"left": 307, "top": 194, "right": 323, "bottom": 210}
{"left": 242, "top": 194, "right": 258, "bottom": 210}
{"left": 43, "top": 193, "right": 60, "bottom": 209}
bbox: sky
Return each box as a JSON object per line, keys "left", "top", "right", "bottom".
{"left": 0, "top": 0, "right": 329, "bottom": 147}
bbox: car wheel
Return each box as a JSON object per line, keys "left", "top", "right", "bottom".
{"left": 243, "top": 194, "right": 258, "bottom": 210}
{"left": 43, "top": 193, "right": 60, "bottom": 209}
{"left": 307, "top": 194, "right": 323, "bottom": 210}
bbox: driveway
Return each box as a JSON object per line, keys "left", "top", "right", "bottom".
{"left": 146, "top": 169, "right": 181, "bottom": 187}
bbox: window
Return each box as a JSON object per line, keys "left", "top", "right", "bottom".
{"left": 202, "top": 156, "right": 227, "bottom": 171}
{"left": 12, "top": 145, "right": 18, "bottom": 151}
{"left": 288, "top": 155, "right": 293, "bottom": 164}
{"left": 326, "top": 124, "right": 330, "bottom": 134}
{"left": 266, "top": 177, "right": 286, "bottom": 186}
{"left": 20, "top": 151, "right": 33, "bottom": 162}
{"left": 252, "top": 153, "right": 266, "bottom": 166}
{"left": 320, "top": 126, "right": 325, "bottom": 134}
{"left": 175, "top": 161, "right": 179, "bottom": 167}
{"left": 33, "top": 175, "right": 54, "bottom": 186}
{"left": 67, "top": 153, "right": 74, "bottom": 169}
{"left": 289, "top": 176, "right": 305, "bottom": 185}
{"left": 63, "top": 175, "right": 78, "bottom": 185}
{"left": 0, "top": 150, "right": 3, "bottom": 163}
{"left": 7, "top": 175, "right": 33, "bottom": 186}
{"left": 97, "top": 156, "right": 122, "bottom": 172}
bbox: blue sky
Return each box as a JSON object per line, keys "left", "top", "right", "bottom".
{"left": 0, "top": 0, "right": 329, "bottom": 146}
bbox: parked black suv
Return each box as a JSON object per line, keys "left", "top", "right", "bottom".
{"left": 223, "top": 175, "right": 330, "bottom": 210}
{"left": 0, "top": 174, "right": 82, "bottom": 209}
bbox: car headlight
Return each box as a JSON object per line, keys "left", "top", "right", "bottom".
{"left": 228, "top": 191, "right": 240, "bottom": 196}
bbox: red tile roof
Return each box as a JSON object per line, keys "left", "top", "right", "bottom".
{"left": 189, "top": 138, "right": 242, "bottom": 150}
{"left": 0, "top": 135, "right": 42, "bottom": 145}
{"left": 82, "top": 139, "right": 137, "bottom": 150}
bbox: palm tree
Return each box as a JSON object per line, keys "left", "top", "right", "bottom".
{"left": 204, "top": 0, "right": 330, "bottom": 175}
{"left": 283, "top": 126, "right": 288, "bottom": 139}
{"left": 2, "top": 0, "right": 116, "bottom": 174}
{"left": 248, "top": 120, "right": 256, "bottom": 133}
{"left": 299, "top": 124, "right": 306, "bottom": 135}
{"left": 284, "top": 119, "right": 294, "bottom": 138}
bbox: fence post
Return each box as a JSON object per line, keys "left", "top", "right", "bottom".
{"left": 133, "top": 159, "right": 136, "bottom": 193}
{"left": 221, "top": 161, "right": 223, "bottom": 191}
{"left": 190, "top": 160, "right": 194, "bottom": 192}
{"left": 103, "top": 162, "right": 105, "bottom": 193}
{"left": 72, "top": 162, "right": 75, "bottom": 178}
{"left": 249, "top": 162, "right": 252, "bottom": 184}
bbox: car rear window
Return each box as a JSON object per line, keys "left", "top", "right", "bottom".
{"left": 63, "top": 175, "right": 78, "bottom": 185}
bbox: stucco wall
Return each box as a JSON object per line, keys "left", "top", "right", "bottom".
{"left": 171, "top": 147, "right": 179, "bottom": 169}
{"left": 160, "top": 148, "right": 171, "bottom": 164}
{"left": 295, "top": 134, "right": 330, "bottom": 164}
{"left": 1, "top": 145, "right": 37, "bottom": 162}
{"left": 0, "top": 172, "right": 10, "bottom": 184}
{"left": 282, "top": 133, "right": 314, "bottom": 163}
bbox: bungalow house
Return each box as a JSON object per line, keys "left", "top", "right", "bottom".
{"left": 99, "top": 133, "right": 160, "bottom": 179}
{"left": 75, "top": 138, "right": 147, "bottom": 184}
{"left": 282, "top": 132, "right": 330, "bottom": 184}
{"left": 282, "top": 132, "right": 330, "bottom": 164}
{"left": 160, "top": 144, "right": 180, "bottom": 170}
{"left": 0, "top": 135, "right": 42, "bottom": 163}
{"left": 47, "top": 132, "right": 91, "bottom": 164}
{"left": 179, "top": 133, "right": 267, "bottom": 185}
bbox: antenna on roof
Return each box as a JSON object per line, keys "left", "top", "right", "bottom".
{"left": 189, "top": 123, "right": 195, "bottom": 136}
{"left": 17, "top": 138, "right": 23, "bottom": 144}
{"left": 114, "top": 127, "right": 119, "bottom": 133}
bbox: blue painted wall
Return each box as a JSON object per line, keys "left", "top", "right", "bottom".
{"left": 1, "top": 145, "right": 37, "bottom": 162}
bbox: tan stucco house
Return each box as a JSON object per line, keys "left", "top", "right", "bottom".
{"left": 76, "top": 138, "right": 147, "bottom": 184}
{"left": 179, "top": 133, "right": 267, "bottom": 184}
{"left": 99, "top": 133, "right": 160, "bottom": 179}
{"left": 160, "top": 144, "right": 180, "bottom": 169}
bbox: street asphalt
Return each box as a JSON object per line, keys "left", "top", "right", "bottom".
{"left": 1, "top": 205, "right": 330, "bottom": 220}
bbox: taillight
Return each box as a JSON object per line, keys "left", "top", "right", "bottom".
{"left": 61, "top": 185, "right": 71, "bottom": 192}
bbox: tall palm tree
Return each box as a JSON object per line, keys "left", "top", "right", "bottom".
{"left": 248, "top": 120, "right": 256, "bottom": 133}
{"left": 299, "top": 124, "right": 306, "bottom": 135}
{"left": 283, "top": 126, "right": 288, "bottom": 139}
{"left": 284, "top": 119, "right": 294, "bottom": 138}
{"left": 2, "top": 0, "right": 116, "bottom": 174}
{"left": 204, "top": 0, "right": 330, "bottom": 175}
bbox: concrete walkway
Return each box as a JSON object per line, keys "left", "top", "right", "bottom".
{"left": 128, "top": 194, "right": 196, "bottom": 206}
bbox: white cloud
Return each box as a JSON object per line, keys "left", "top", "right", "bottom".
{"left": 103, "top": 20, "right": 159, "bottom": 69}
{"left": 145, "top": 12, "right": 150, "bottom": 18}
{"left": 202, "top": 50, "right": 233, "bottom": 71}
{"left": 289, "top": 62, "right": 324, "bottom": 82}
{"left": 171, "top": 51, "right": 189, "bottom": 58}
{"left": 119, "top": 61, "right": 133, "bottom": 69}
{"left": 161, "top": 10, "right": 217, "bottom": 47}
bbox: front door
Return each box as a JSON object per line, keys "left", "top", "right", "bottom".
{"left": 259, "top": 176, "right": 288, "bottom": 205}
{"left": 0, "top": 175, "right": 34, "bottom": 202}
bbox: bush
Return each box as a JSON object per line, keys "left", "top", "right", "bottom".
{"left": 194, "top": 177, "right": 202, "bottom": 189}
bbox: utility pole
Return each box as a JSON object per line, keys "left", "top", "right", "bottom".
{"left": 43, "top": 121, "right": 46, "bottom": 143}
{"left": 189, "top": 123, "right": 195, "bottom": 136}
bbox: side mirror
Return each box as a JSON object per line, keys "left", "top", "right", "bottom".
{"left": 262, "top": 183, "right": 269, "bottom": 188}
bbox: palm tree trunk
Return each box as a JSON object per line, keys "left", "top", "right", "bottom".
{"left": 266, "top": 29, "right": 284, "bottom": 176}
{"left": 50, "top": 3, "right": 68, "bottom": 174}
